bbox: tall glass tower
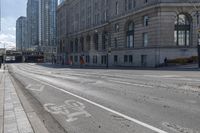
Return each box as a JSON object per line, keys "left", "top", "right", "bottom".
{"left": 16, "top": 17, "right": 27, "bottom": 51}
{"left": 27, "top": 0, "right": 39, "bottom": 50}
{"left": 39, "top": 0, "right": 58, "bottom": 61}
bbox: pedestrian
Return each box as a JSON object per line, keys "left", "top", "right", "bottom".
{"left": 69, "top": 59, "right": 73, "bottom": 66}
{"left": 0, "top": 62, "right": 1, "bottom": 69}
{"left": 164, "top": 57, "right": 168, "bottom": 66}
{"left": 62, "top": 59, "right": 64, "bottom": 65}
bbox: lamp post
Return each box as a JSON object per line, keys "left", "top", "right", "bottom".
{"left": 106, "top": 47, "right": 111, "bottom": 69}
{"left": 198, "top": 29, "right": 200, "bottom": 68}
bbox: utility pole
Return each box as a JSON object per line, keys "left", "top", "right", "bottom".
{"left": 197, "top": 10, "right": 200, "bottom": 68}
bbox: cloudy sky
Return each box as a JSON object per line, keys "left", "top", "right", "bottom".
{"left": 0, "top": 0, "right": 27, "bottom": 49}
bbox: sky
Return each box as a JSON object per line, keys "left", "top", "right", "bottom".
{"left": 0, "top": 0, "right": 27, "bottom": 49}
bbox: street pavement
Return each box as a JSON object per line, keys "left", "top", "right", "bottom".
{"left": 7, "top": 63, "right": 200, "bottom": 133}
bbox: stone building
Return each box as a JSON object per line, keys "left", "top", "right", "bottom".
{"left": 57, "top": 0, "right": 200, "bottom": 67}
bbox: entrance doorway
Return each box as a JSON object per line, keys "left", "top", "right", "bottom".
{"left": 141, "top": 55, "right": 147, "bottom": 67}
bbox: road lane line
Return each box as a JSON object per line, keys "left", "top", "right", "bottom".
{"left": 109, "top": 79, "right": 153, "bottom": 88}
{"left": 19, "top": 74, "right": 167, "bottom": 133}
{"left": 18, "top": 65, "right": 154, "bottom": 88}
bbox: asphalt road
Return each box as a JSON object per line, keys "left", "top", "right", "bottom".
{"left": 8, "top": 63, "right": 200, "bottom": 133}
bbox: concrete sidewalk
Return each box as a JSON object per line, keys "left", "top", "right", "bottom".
{"left": 0, "top": 69, "right": 34, "bottom": 133}
{"left": 0, "top": 70, "right": 4, "bottom": 133}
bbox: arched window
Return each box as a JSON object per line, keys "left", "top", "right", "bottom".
{"left": 126, "top": 22, "right": 134, "bottom": 48}
{"left": 174, "top": 14, "right": 191, "bottom": 46}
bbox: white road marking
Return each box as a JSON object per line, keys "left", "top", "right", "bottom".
{"left": 144, "top": 75, "right": 200, "bottom": 82}
{"left": 26, "top": 84, "right": 45, "bottom": 92}
{"left": 19, "top": 65, "right": 154, "bottom": 88}
{"left": 18, "top": 64, "right": 200, "bottom": 83}
{"left": 144, "top": 75, "right": 182, "bottom": 78}
{"left": 24, "top": 75, "right": 168, "bottom": 133}
{"left": 44, "top": 100, "right": 91, "bottom": 122}
{"left": 109, "top": 79, "right": 153, "bottom": 88}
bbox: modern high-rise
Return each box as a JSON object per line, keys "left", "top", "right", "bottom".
{"left": 16, "top": 16, "right": 27, "bottom": 51}
{"left": 27, "top": 0, "right": 39, "bottom": 50}
{"left": 39, "top": 0, "right": 58, "bottom": 62}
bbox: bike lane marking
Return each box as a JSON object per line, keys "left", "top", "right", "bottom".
{"left": 26, "top": 84, "right": 45, "bottom": 92}
{"left": 44, "top": 100, "right": 91, "bottom": 122}
{"left": 22, "top": 75, "right": 168, "bottom": 133}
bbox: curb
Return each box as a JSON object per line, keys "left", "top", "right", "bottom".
{"left": 0, "top": 72, "right": 4, "bottom": 133}
{"left": 9, "top": 74, "right": 50, "bottom": 133}
{"left": 9, "top": 71, "right": 67, "bottom": 133}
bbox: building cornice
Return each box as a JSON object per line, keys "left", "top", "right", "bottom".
{"left": 110, "top": 3, "right": 199, "bottom": 23}
{"left": 63, "top": 2, "right": 200, "bottom": 37}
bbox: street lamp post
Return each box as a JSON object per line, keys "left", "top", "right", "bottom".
{"left": 106, "top": 52, "right": 109, "bottom": 68}
{"left": 196, "top": 10, "right": 200, "bottom": 68}
{"left": 106, "top": 48, "right": 111, "bottom": 69}
{"left": 198, "top": 30, "right": 200, "bottom": 68}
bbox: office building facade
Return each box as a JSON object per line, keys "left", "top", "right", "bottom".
{"left": 57, "top": 0, "right": 200, "bottom": 67}
{"left": 27, "top": 0, "right": 39, "bottom": 50}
